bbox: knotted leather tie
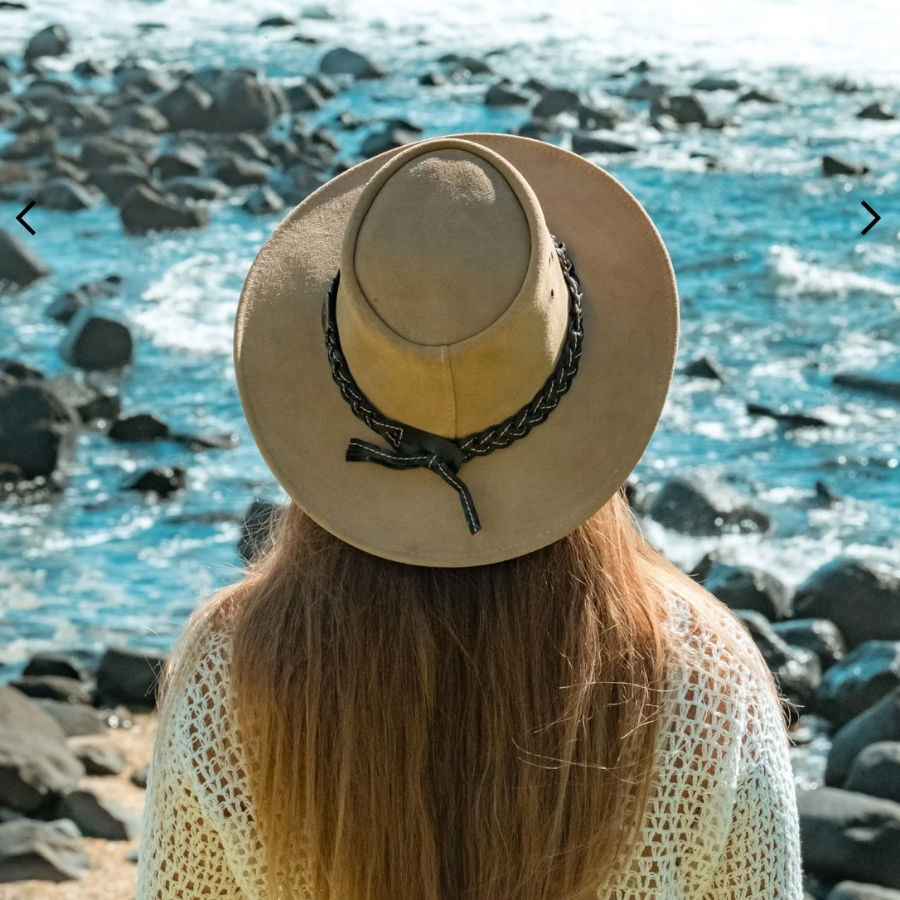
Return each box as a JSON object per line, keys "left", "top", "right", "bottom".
{"left": 324, "top": 234, "right": 584, "bottom": 537}
{"left": 345, "top": 424, "right": 482, "bottom": 535}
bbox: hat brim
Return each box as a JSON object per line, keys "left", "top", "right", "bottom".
{"left": 234, "top": 132, "right": 679, "bottom": 567}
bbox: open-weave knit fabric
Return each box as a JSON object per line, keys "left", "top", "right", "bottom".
{"left": 135, "top": 591, "right": 804, "bottom": 899}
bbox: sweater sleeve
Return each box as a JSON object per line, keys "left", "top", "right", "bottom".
{"left": 701, "top": 669, "right": 804, "bottom": 900}
{"left": 134, "top": 624, "right": 249, "bottom": 900}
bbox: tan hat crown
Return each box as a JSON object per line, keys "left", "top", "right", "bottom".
{"left": 335, "top": 138, "right": 571, "bottom": 439}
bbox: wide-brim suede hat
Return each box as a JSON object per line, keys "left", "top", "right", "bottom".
{"left": 233, "top": 133, "right": 679, "bottom": 567}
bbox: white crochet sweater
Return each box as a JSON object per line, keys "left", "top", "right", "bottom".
{"left": 135, "top": 592, "right": 804, "bottom": 899}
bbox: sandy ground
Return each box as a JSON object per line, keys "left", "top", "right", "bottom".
{"left": 0, "top": 711, "right": 159, "bottom": 900}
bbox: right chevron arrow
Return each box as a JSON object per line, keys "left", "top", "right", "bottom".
{"left": 861, "top": 201, "right": 881, "bottom": 235}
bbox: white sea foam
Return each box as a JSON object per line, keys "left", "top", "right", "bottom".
{"left": 768, "top": 245, "right": 900, "bottom": 298}
{"left": 132, "top": 253, "right": 251, "bottom": 355}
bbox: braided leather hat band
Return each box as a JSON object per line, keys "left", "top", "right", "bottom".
{"left": 322, "top": 235, "right": 585, "bottom": 536}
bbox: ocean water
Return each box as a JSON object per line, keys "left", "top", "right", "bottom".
{"left": 1, "top": 0, "right": 898, "bottom": 694}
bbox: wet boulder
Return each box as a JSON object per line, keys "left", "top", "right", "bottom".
{"left": 244, "top": 184, "right": 285, "bottom": 215}
{"left": 123, "top": 465, "right": 187, "bottom": 498}
{"left": 771, "top": 618, "right": 846, "bottom": 675}
{"left": 361, "top": 124, "right": 419, "bottom": 158}
{"left": 119, "top": 183, "right": 210, "bottom": 233}
{"left": 0, "top": 686, "right": 85, "bottom": 814}
{"left": 0, "top": 378, "right": 79, "bottom": 480}
{"left": 33, "top": 700, "right": 107, "bottom": 738}
{"left": 319, "top": 47, "right": 386, "bottom": 80}
{"left": 59, "top": 308, "right": 134, "bottom": 372}
{"left": 793, "top": 558, "right": 900, "bottom": 650}
{"left": 647, "top": 476, "right": 771, "bottom": 536}
{"left": 35, "top": 176, "right": 100, "bottom": 211}
{"left": 703, "top": 561, "right": 792, "bottom": 620}
{"left": 95, "top": 647, "right": 165, "bottom": 710}
{"left": 823, "top": 155, "right": 870, "bottom": 177}
{"left": 192, "top": 67, "right": 288, "bottom": 132}
{"left": 815, "top": 643, "right": 900, "bottom": 728}
{"left": 155, "top": 78, "right": 215, "bottom": 130}
{"left": 57, "top": 788, "right": 141, "bottom": 840}
{"left": 532, "top": 88, "right": 581, "bottom": 118}
{"left": 107, "top": 413, "right": 170, "bottom": 442}
{"left": 796, "top": 786, "right": 900, "bottom": 889}
{"left": 9, "top": 675, "right": 92, "bottom": 705}
{"left": 0, "top": 818, "right": 89, "bottom": 882}
{"left": 844, "top": 741, "right": 900, "bottom": 805}
{"left": 484, "top": 79, "right": 530, "bottom": 106}
{"left": 825, "top": 686, "right": 900, "bottom": 787}
{"left": 23, "top": 24, "right": 71, "bottom": 61}
{"left": 684, "top": 354, "right": 725, "bottom": 381}
{"left": 214, "top": 153, "right": 270, "bottom": 186}
{"left": 571, "top": 133, "right": 637, "bottom": 154}
{"left": 0, "top": 228, "right": 52, "bottom": 290}
{"left": 857, "top": 103, "right": 896, "bottom": 121}
{"left": 43, "top": 374, "right": 121, "bottom": 425}
{"left": 86, "top": 162, "right": 155, "bottom": 206}
{"left": 66, "top": 736, "right": 126, "bottom": 776}
{"left": 832, "top": 371, "right": 900, "bottom": 402}
{"left": 691, "top": 75, "right": 740, "bottom": 91}
{"left": 737, "top": 88, "right": 778, "bottom": 103}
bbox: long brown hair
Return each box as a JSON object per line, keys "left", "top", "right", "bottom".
{"left": 158, "top": 487, "right": 789, "bottom": 900}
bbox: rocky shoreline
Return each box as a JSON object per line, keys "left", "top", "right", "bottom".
{"left": 2, "top": 8, "right": 900, "bottom": 900}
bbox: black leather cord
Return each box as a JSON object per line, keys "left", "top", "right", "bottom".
{"left": 323, "top": 235, "right": 585, "bottom": 535}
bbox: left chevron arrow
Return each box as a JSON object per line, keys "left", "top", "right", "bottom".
{"left": 16, "top": 200, "right": 36, "bottom": 235}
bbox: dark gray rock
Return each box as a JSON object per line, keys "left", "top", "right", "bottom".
{"left": 704, "top": 562, "right": 791, "bottom": 620}
{"left": 823, "top": 155, "right": 870, "bottom": 177}
{"left": 771, "top": 618, "right": 846, "bottom": 675}
{"left": 151, "top": 148, "right": 204, "bottom": 181}
{"left": 57, "top": 789, "right": 140, "bottom": 840}
{"left": 284, "top": 80, "right": 325, "bottom": 112}
{"left": 258, "top": 14, "right": 294, "bottom": 27}
{"left": 0, "top": 817, "right": 89, "bottom": 882}
{"left": 0, "top": 686, "right": 84, "bottom": 815}
{"left": 623, "top": 77, "right": 667, "bottom": 101}
{"left": 844, "top": 742, "right": 900, "bottom": 805}
{"left": 42, "top": 374, "right": 120, "bottom": 425}
{"left": 9, "top": 676, "right": 92, "bottom": 705}
{"left": 73, "top": 59, "right": 105, "bottom": 79}
{"left": 691, "top": 75, "right": 741, "bottom": 91}
{"left": 360, "top": 125, "right": 419, "bottom": 158}
{"left": 52, "top": 103, "right": 113, "bottom": 138}
{"left": 653, "top": 92, "right": 709, "bottom": 126}
{"left": 793, "top": 558, "right": 900, "bottom": 651}
{"left": 319, "top": 47, "right": 385, "bottom": 80}
{"left": 24, "top": 24, "right": 70, "bottom": 61}
{"left": 444, "top": 56, "right": 492, "bottom": 78}
{"left": 35, "top": 176, "right": 99, "bottom": 211}
{"left": 244, "top": 184, "right": 285, "bottom": 215}
{"left": 0, "top": 126, "right": 58, "bottom": 161}
{"left": 738, "top": 88, "right": 779, "bottom": 103}
{"left": 113, "top": 62, "right": 173, "bottom": 95}
{"left": 119, "top": 183, "right": 210, "bottom": 233}
{"left": 797, "top": 786, "right": 900, "bottom": 889}
{"left": 419, "top": 71, "right": 446, "bottom": 87}
{"left": 238, "top": 499, "right": 284, "bottom": 564}
{"left": 86, "top": 162, "right": 154, "bottom": 206}
{"left": 832, "top": 372, "right": 900, "bottom": 402}
{"left": 484, "top": 80, "right": 530, "bottom": 106}
{"left": 746, "top": 401, "right": 829, "bottom": 428}
{"left": 123, "top": 466, "right": 187, "bottom": 498}
{"left": 59, "top": 308, "right": 133, "bottom": 372}
{"left": 95, "top": 647, "right": 165, "bottom": 709}
{"left": 0, "top": 228, "right": 52, "bottom": 290}
{"left": 111, "top": 102, "right": 170, "bottom": 133}
{"left": 0, "top": 359, "right": 43, "bottom": 381}
{"left": 215, "top": 154, "right": 270, "bottom": 186}
{"left": 162, "top": 175, "right": 229, "bottom": 201}
{"left": 732, "top": 609, "right": 820, "bottom": 722}
{"left": 571, "top": 132, "right": 637, "bottom": 154}
{"left": 107, "top": 413, "right": 170, "bottom": 442}
{"left": 826, "top": 686, "right": 900, "bottom": 787}
{"left": 23, "top": 653, "right": 83, "bottom": 682}
{"left": 816, "top": 643, "right": 900, "bottom": 728}
{"left": 576, "top": 103, "right": 619, "bottom": 130}
{"left": 155, "top": 78, "right": 214, "bottom": 130}
{"left": 79, "top": 135, "right": 142, "bottom": 169}
{"left": 33, "top": 700, "right": 107, "bottom": 738}
{"left": 0, "top": 378, "right": 79, "bottom": 480}
{"left": 684, "top": 355, "right": 725, "bottom": 381}
{"left": 857, "top": 103, "right": 896, "bottom": 121}
{"left": 647, "top": 476, "right": 771, "bottom": 536}
{"left": 170, "top": 431, "right": 238, "bottom": 451}
{"left": 66, "top": 736, "right": 126, "bottom": 776}
{"left": 192, "top": 68, "right": 288, "bottom": 133}
{"left": 533, "top": 88, "right": 581, "bottom": 118}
